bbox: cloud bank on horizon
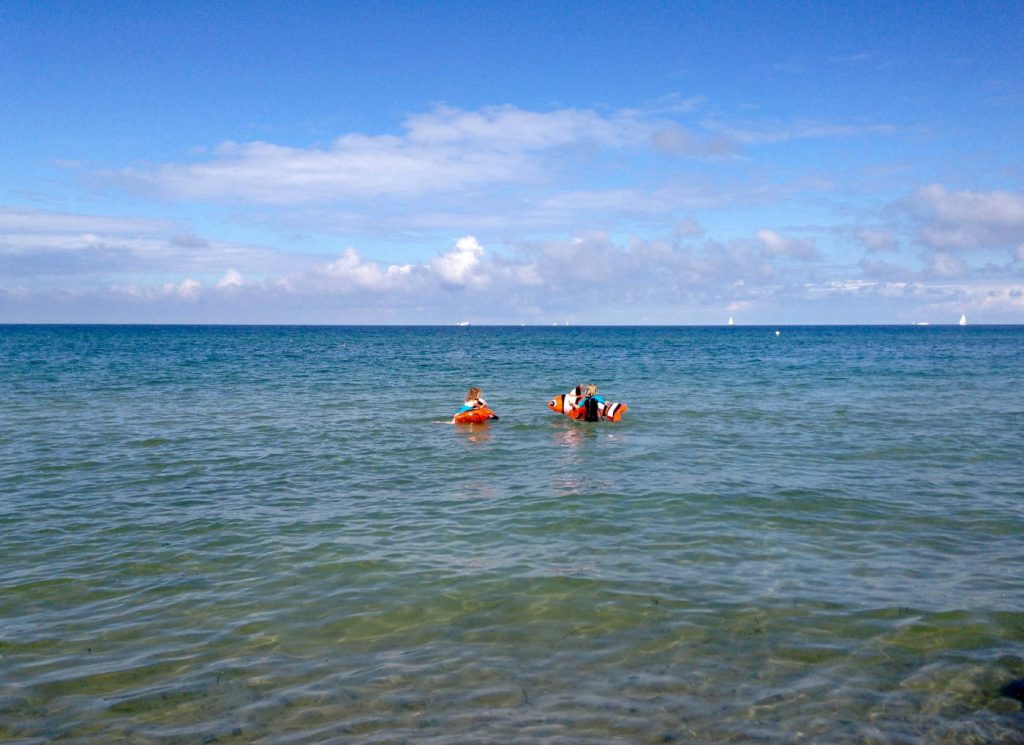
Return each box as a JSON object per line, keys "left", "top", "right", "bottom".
{"left": 1, "top": 2, "right": 1022, "bottom": 324}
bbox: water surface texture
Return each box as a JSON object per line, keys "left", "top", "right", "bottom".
{"left": 2, "top": 325, "right": 1023, "bottom": 743}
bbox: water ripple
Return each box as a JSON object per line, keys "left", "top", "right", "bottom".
{"left": 2, "top": 325, "right": 1023, "bottom": 742}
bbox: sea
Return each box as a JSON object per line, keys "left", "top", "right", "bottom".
{"left": 1, "top": 324, "right": 1023, "bottom": 744}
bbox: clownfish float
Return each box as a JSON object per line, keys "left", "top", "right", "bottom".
{"left": 452, "top": 407, "right": 499, "bottom": 424}
{"left": 547, "top": 391, "right": 627, "bottom": 422}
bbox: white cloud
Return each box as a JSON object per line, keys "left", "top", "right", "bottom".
{"left": 279, "top": 247, "right": 417, "bottom": 294}
{"left": 102, "top": 103, "right": 898, "bottom": 210}
{"left": 0, "top": 206, "right": 302, "bottom": 280}
{"left": 60, "top": 230, "right": 790, "bottom": 318}
{"left": 912, "top": 184, "right": 1024, "bottom": 250}
{"left": 0, "top": 206, "right": 170, "bottom": 237}
{"left": 510, "top": 232, "right": 783, "bottom": 302}
{"left": 144, "top": 134, "right": 533, "bottom": 203}
{"left": 6, "top": 219, "right": 1023, "bottom": 323}
{"left": 702, "top": 119, "right": 897, "bottom": 146}
{"left": 541, "top": 184, "right": 725, "bottom": 215}
{"left": 403, "top": 105, "right": 651, "bottom": 149}
{"left": 165, "top": 278, "right": 201, "bottom": 301}
{"left": 971, "top": 284, "right": 1024, "bottom": 310}
{"left": 756, "top": 229, "right": 818, "bottom": 260}
{"left": 911, "top": 281, "right": 1024, "bottom": 319}
{"left": 926, "top": 251, "right": 968, "bottom": 278}
{"left": 430, "top": 235, "right": 487, "bottom": 287}
{"left": 216, "top": 269, "right": 245, "bottom": 289}
{"left": 726, "top": 299, "right": 753, "bottom": 312}
{"left": 107, "top": 105, "right": 678, "bottom": 206}
{"left": 674, "top": 219, "right": 704, "bottom": 239}
{"left": 805, "top": 279, "right": 883, "bottom": 297}
{"left": 860, "top": 258, "right": 913, "bottom": 281}
{"left": 855, "top": 228, "right": 898, "bottom": 252}
{"left": 650, "top": 123, "right": 737, "bottom": 157}
{"left": 0, "top": 207, "right": 172, "bottom": 259}
{"left": 110, "top": 278, "right": 203, "bottom": 302}
{"left": 6, "top": 186, "right": 1024, "bottom": 324}
{"left": 261, "top": 175, "right": 797, "bottom": 237}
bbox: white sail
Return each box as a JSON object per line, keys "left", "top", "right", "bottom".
{"left": 959, "top": 314, "right": 967, "bottom": 326}
{"left": 727, "top": 316, "right": 734, "bottom": 326}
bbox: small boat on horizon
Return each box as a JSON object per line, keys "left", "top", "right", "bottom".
{"left": 959, "top": 313, "right": 967, "bottom": 326}
{"left": 727, "top": 316, "right": 734, "bottom": 326}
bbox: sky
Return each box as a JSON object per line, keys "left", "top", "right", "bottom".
{"left": 1, "top": 0, "right": 1023, "bottom": 325}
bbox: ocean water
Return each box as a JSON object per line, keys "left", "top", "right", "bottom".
{"left": 1, "top": 324, "right": 1023, "bottom": 744}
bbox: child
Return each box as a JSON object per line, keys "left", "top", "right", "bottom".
{"left": 458, "top": 387, "right": 487, "bottom": 412}
{"left": 578, "top": 384, "right": 606, "bottom": 422}
{"left": 451, "top": 386, "right": 498, "bottom": 423}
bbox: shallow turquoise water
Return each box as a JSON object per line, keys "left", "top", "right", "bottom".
{"left": 1, "top": 325, "right": 1023, "bottom": 743}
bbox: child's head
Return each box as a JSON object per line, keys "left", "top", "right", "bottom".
{"left": 467, "top": 386, "right": 482, "bottom": 400}
{"left": 584, "top": 384, "right": 597, "bottom": 396}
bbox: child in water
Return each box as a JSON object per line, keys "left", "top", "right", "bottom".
{"left": 451, "top": 386, "right": 498, "bottom": 423}
{"left": 578, "top": 384, "right": 606, "bottom": 421}
{"left": 459, "top": 387, "right": 487, "bottom": 412}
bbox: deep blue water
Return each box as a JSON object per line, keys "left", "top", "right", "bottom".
{"left": 1, "top": 325, "right": 1023, "bottom": 743}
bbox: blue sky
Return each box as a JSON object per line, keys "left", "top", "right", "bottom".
{"left": 2, "top": 0, "right": 1022, "bottom": 324}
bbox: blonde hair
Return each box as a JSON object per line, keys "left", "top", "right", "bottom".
{"left": 584, "top": 384, "right": 597, "bottom": 396}
{"left": 466, "top": 387, "right": 482, "bottom": 400}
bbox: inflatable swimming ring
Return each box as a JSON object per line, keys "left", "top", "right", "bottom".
{"left": 547, "top": 394, "right": 627, "bottom": 422}
{"left": 452, "top": 406, "right": 499, "bottom": 424}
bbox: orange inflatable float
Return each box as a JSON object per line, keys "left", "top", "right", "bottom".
{"left": 547, "top": 393, "right": 627, "bottom": 422}
{"left": 452, "top": 406, "right": 499, "bottom": 424}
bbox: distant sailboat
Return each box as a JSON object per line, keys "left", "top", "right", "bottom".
{"left": 727, "top": 316, "right": 734, "bottom": 326}
{"left": 959, "top": 313, "right": 967, "bottom": 326}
